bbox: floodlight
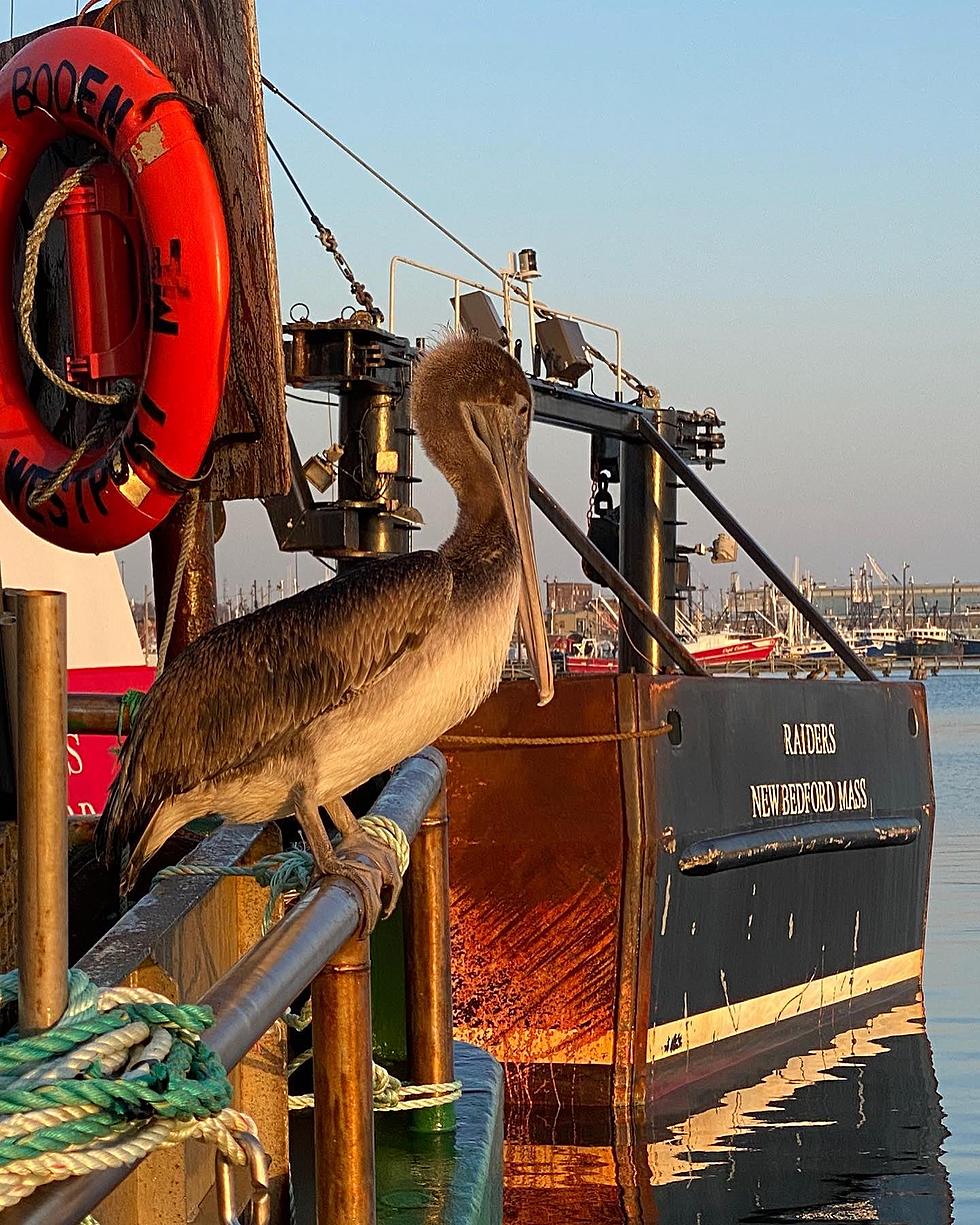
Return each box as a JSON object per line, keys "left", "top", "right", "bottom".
{"left": 537, "top": 316, "right": 592, "bottom": 385}
{"left": 455, "top": 291, "right": 507, "bottom": 345}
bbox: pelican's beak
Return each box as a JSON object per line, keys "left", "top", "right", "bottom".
{"left": 485, "top": 421, "right": 555, "bottom": 706}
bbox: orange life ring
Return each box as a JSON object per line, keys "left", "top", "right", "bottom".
{"left": 0, "top": 26, "right": 230, "bottom": 552}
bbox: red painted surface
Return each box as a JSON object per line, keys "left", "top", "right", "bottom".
{"left": 65, "top": 665, "right": 154, "bottom": 815}
{"left": 691, "top": 635, "right": 781, "bottom": 665}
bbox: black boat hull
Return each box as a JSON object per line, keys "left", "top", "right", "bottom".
{"left": 446, "top": 674, "right": 934, "bottom": 1109}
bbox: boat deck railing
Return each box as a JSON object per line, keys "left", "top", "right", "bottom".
{"left": 3, "top": 612, "right": 452, "bottom": 1225}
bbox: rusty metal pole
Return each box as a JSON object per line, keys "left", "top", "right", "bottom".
{"left": 150, "top": 493, "right": 217, "bottom": 662}
{"left": 403, "top": 788, "right": 455, "bottom": 1132}
{"left": 14, "top": 590, "right": 68, "bottom": 1033}
{"left": 312, "top": 934, "right": 375, "bottom": 1225}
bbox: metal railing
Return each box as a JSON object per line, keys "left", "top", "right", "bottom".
{"left": 5, "top": 646, "right": 451, "bottom": 1224}
{"left": 388, "top": 255, "right": 625, "bottom": 400}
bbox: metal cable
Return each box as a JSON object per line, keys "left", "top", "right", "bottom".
{"left": 266, "top": 132, "right": 382, "bottom": 322}
{"left": 261, "top": 76, "right": 500, "bottom": 280}
{"left": 259, "top": 79, "right": 661, "bottom": 397}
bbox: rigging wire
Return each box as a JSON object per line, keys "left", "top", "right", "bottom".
{"left": 260, "top": 77, "right": 658, "bottom": 397}
{"left": 267, "top": 131, "right": 382, "bottom": 321}
{"left": 261, "top": 75, "right": 500, "bottom": 282}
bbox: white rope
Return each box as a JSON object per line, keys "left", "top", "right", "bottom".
{"left": 359, "top": 813, "right": 410, "bottom": 876}
{"left": 0, "top": 980, "right": 260, "bottom": 1213}
{"left": 0, "top": 1108, "right": 256, "bottom": 1211}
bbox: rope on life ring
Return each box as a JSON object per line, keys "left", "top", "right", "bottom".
{"left": 0, "top": 26, "right": 230, "bottom": 553}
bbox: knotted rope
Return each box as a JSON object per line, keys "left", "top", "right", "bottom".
{"left": 0, "top": 970, "right": 258, "bottom": 1212}
{"left": 155, "top": 817, "right": 461, "bottom": 1114}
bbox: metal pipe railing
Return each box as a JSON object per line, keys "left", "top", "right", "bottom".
{"left": 6, "top": 747, "right": 447, "bottom": 1225}
{"left": 403, "top": 789, "right": 456, "bottom": 1133}
{"left": 10, "top": 591, "right": 69, "bottom": 1034}
{"left": 632, "top": 418, "right": 876, "bottom": 682}
{"left": 67, "top": 692, "right": 130, "bottom": 735}
{"left": 528, "top": 472, "right": 708, "bottom": 677}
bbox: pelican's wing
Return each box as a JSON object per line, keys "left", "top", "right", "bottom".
{"left": 97, "top": 551, "right": 452, "bottom": 861}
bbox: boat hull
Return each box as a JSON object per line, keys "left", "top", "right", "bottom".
{"left": 445, "top": 673, "right": 934, "bottom": 1109}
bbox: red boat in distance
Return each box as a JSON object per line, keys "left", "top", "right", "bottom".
{"left": 561, "top": 633, "right": 781, "bottom": 673}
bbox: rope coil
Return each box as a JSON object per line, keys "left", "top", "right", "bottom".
{"left": 0, "top": 970, "right": 258, "bottom": 1212}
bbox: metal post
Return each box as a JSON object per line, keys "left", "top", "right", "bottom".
{"left": 529, "top": 473, "right": 706, "bottom": 677}
{"left": 618, "top": 411, "right": 676, "bottom": 672}
{"left": 313, "top": 935, "right": 375, "bottom": 1225}
{"left": 403, "top": 789, "right": 455, "bottom": 1132}
{"left": 337, "top": 384, "right": 412, "bottom": 573}
{"left": 150, "top": 493, "right": 217, "bottom": 662}
{"left": 634, "top": 415, "right": 877, "bottom": 682}
{"left": 14, "top": 590, "right": 68, "bottom": 1033}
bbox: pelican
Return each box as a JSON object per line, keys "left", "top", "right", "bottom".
{"left": 96, "top": 335, "right": 554, "bottom": 928}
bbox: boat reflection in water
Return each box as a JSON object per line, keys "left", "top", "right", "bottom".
{"left": 505, "top": 1000, "right": 952, "bottom": 1223}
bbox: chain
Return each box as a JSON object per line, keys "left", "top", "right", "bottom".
{"left": 530, "top": 298, "right": 659, "bottom": 401}
{"left": 313, "top": 228, "right": 381, "bottom": 323}
{"left": 266, "top": 134, "right": 383, "bottom": 324}
{"left": 582, "top": 339, "right": 658, "bottom": 401}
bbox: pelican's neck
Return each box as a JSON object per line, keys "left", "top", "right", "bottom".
{"left": 438, "top": 450, "right": 518, "bottom": 580}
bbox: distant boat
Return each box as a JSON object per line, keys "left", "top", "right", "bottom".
{"left": 895, "top": 627, "right": 963, "bottom": 659}
{"left": 562, "top": 632, "right": 781, "bottom": 673}
{"left": 790, "top": 626, "right": 897, "bottom": 662}
{"left": 688, "top": 632, "right": 781, "bottom": 667}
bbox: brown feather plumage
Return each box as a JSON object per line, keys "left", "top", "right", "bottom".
{"left": 96, "top": 551, "right": 452, "bottom": 863}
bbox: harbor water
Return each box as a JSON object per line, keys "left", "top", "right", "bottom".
{"left": 505, "top": 672, "right": 979, "bottom": 1223}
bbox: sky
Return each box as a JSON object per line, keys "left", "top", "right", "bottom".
{"left": 24, "top": 1, "right": 980, "bottom": 599}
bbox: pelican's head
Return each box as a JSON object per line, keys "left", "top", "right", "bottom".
{"left": 412, "top": 334, "right": 554, "bottom": 706}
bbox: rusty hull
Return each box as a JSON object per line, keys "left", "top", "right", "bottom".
{"left": 445, "top": 674, "right": 935, "bottom": 1114}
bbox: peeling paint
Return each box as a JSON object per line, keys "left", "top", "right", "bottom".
{"left": 660, "top": 875, "right": 671, "bottom": 937}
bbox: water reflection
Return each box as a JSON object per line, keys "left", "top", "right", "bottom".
{"left": 505, "top": 1001, "right": 951, "bottom": 1223}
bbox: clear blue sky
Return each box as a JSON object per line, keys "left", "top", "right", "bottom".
{"left": 27, "top": 1, "right": 980, "bottom": 596}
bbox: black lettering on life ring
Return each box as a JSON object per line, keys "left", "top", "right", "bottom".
{"left": 96, "top": 81, "right": 133, "bottom": 145}
{"left": 10, "top": 60, "right": 134, "bottom": 146}
{"left": 87, "top": 462, "right": 111, "bottom": 516}
{"left": 71, "top": 472, "right": 90, "bottom": 525}
{"left": 11, "top": 66, "right": 33, "bottom": 116}
{"left": 139, "top": 390, "right": 168, "bottom": 425}
{"left": 31, "top": 62, "right": 53, "bottom": 113}
{"left": 76, "top": 64, "right": 108, "bottom": 126}
{"left": 150, "top": 282, "right": 179, "bottom": 335}
{"left": 53, "top": 60, "right": 78, "bottom": 113}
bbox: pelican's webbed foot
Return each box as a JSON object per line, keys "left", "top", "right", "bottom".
{"left": 290, "top": 787, "right": 401, "bottom": 933}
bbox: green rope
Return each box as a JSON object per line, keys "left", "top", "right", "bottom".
{"left": 154, "top": 844, "right": 461, "bottom": 1114}
{"left": 155, "top": 848, "right": 314, "bottom": 935}
{"left": 0, "top": 971, "right": 233, "bottom": 1169}
{"left": 116, "top": 688, "right": 146, "bottom": 739}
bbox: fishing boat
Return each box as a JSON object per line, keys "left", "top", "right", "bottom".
{"left": 0, "top": 4, "right": 936, "bottom": 1223}
{"left": 896, "top": 626, "right": 963, "bottom": 659}
{"left": 563, "top": 631, "right": 781, "bottom": 673}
